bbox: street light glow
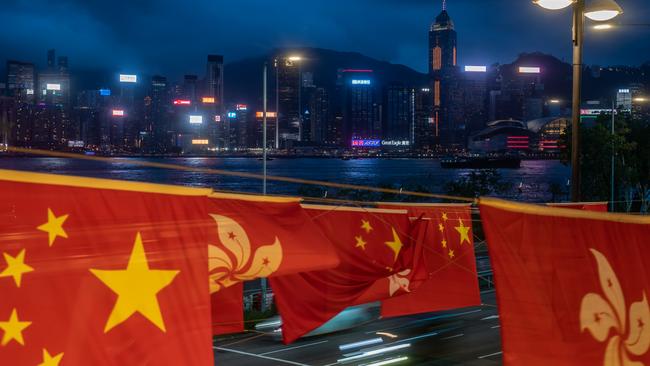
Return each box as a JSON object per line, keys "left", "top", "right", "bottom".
{"left": 593, "top": 24, "right": 614, "bottom": 30}
{"left": 584, "top": 0, "right": 623, "bottom": 21}
{"left": 288, "top": 56, "right": 302, "bottom": 61}
{"left": 550, "top": 99, "right": 561, "bottom": 104}
{"left": 633, "top": 97, "right": 648, "bottom": 102}
{"left": 533, "top": 0, "right": 575, "bottom": 10}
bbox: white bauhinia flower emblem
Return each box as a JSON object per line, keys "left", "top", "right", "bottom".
{"left": 388, "top": 269, "right": 411, "bottom": 296}
{"left": 580, "top": 249, "right": 650, "bottom": 366}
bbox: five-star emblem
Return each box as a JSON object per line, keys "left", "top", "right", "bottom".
{"left": 38, "top": 349, "right": 64, "bottom": 366}
{"left": 454, "top": 219, "right": 471, "bottom": 245}
{"left": 361, "top": 220, "right": 373, "bottom": 234}
{"left": 385, "top": 228, "right": 403, "bottom": 261}
{"left": 442, "top": 212, "right": 448, "bottom": 221}
{"left": 448, "top": 249, "right": 455, "bottom": 259}
{"left": 355, "top": 235, "right": 367, "bottom": 250}
{"left": 0, "top": 249, "right": 34, "bottom": 287}
{"left": 90, "top": 232, "right": 180, "bottom": 333}
{"left": 438, "top": 223, "right": 445, "bottom": 232}
{"left": 0, "top": 308, "right": 32, "bottom": 346}
{"left": 441, "top": 239, "right": 447, "bottom": 248}
{"left": 37, "top": 208, "right": 68, "bottom": 247}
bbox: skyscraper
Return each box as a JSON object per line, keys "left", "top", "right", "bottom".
{"left": 384, "top": 84, "right": 415, "bottom": 146}
{"left": 275, "top": 56, "right": 302, "bottom": 148}
{"left": 206, "top": 55, "right": 224, "bottom": 111}
{"left": 336, "top": 69, "right": 380, "bottom": 147}
{"left": 429, "top": 1, "right": 463, "bottom": 148}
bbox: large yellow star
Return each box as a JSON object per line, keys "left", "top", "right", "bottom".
{"left": 0, "top": 249, "right": 34, "bottom": 287}
{"left": 361, "top": 219, "right": 373, "bottom": 234}
{"left": 90, "top": 232, "right": 180, "bottom": 333}
{"left": 0, "top": 308, "right": 31, "bottom": 346}
{"left": 38, "top": 349, "right": 64, "bottom": 366}
{"left": 385, "top": 228, "right": 403, "bottom": 262}
{"left": 354, "top": 235, "right": 367, "bottom": 250}
{"left": 37, "top": 208, "right": 68, "bottom": 247}
{"left": 454, "top": 219, "right": 471, "bottom": 245}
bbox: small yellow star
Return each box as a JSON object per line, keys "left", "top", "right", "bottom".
{"left": 448, "top": 249, "right": 455, "bottom": 259}
{"left": 441, "top": 239, "right": 447, "bottom": 248}
{"left": 37, "top": 208, "right": 69, "bottom": 247}
{"left": 90, "top": 232, "right": 180, "bottom": 333}
{"left": 0, "top": 249, "right": 34, "bottom": 287}
{"left": 442, "top": 212, "right": 449, "bottom": 221}
{"left": 438, "top": 223, "right": 445, "bottom": 232}
{"left": 361, "top": 220, "right": 373, "bottom": 234}
{"left": 454, "top": 219, "right": 471, "bottom": 245}
{"left": 0, "top": 308, "right": 32, "bottom": 346}
{"left": 385, "top": 228, "right": 404, "bottom": 261}
{"left": 355, "top": 235, "right": 367, "bottom": 250}
{"left": 38, "top": 349, "right": 64, "bottom": 366}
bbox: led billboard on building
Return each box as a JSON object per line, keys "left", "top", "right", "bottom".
{"left": 227, "top": 112, "right": 237, "bottom": 118}
{"left": 255, "top": 112, "right": 277, "bottom": 118}
{"left": 189, "top": 115, "right": 203, "bottom": 124}
{"left": 46, "top": 84, "right": 61, "bottom": 91}
{"left": 202, "top": 97, "right": 215, "bottom": 104}
{"left": 351, "top": 80, "right": 371, "bottom": 85}
{"left": 351, "top": 139, "right": 381, "bottom": 147}
{"left": 119, "top": 74, "right": 137, "bottom": 83}
{"left": 236, "top": 104, "right": 248, "bottom": 111}
{"left": 191, "top": 139, "right": 209, "bottom": 145}
{"left": 464, "top": 65, "right": 487, "bottom": 72}
{"left": 99, "top": 89, "right": 111, "bottom": 96}
{"left": 112, "top": 109, "right": 125, "bottom": 117}
{"left": 174, "top": 99, "right": 191, "bottom": 106}
{"left": 518, "top": 67, "right": 541, "bottom": 74}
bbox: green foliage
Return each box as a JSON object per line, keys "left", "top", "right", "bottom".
{"left": 560, "top": 113, "right": 650, "bottom": 210}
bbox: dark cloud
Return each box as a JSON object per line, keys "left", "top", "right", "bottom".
{"left": 1, "top": 0, "right": 648, "bottom": 77}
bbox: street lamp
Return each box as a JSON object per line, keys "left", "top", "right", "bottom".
{"left": 584, "top": 0, "right": 623, "bottom": 21}
{"left": 533, "top": 0, "right": 623, "bottom": 202}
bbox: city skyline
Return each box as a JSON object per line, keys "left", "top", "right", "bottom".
{"left": 2, "top": 0, "right": 650, "bottom": 77}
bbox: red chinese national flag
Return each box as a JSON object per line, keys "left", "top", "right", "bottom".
{"left": 270, "top": 205, "right": 416, "bottom": 344}
{"left": 0, "top": 170, "right": 213, "bottom": 365}
{"left": 377, "top": 204, "right": 481, "bottom": 318}
{"left": 205, "top": 193, "right": 339, "bottom": 335}
{"left": 480, "top": 198, "right": 650, "bottom": 366}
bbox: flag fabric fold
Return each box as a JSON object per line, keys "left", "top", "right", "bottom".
{"left": 270, "top": 205, "right": 420, "bottom": 344}
{"left": 0, "top": 170, "right": 214, "bottom": 366}
{"left": 377, "top": 203, "right": 481, "bottom": 318}
{"left": 480, "top": 198, "right": 650, "bottom": 366}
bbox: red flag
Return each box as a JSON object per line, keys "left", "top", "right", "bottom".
{"left": 205, "top": 193, "right": 339, "bottom": 336}
{"left": 0, "top": 170, "right": 213, "bottom": 365}
{"left": 480, "top": 198, "right": 650, "bottom": 366}
{"left": 211, "top": 283, "right": 244, "bottom": 335}
{"left": 378, "top": 204, "right": 481, "bottom": 317}
{"left": 270, "top": 205, "right": 416, "bottom": 344}
{"left": 547, "top": 202, "right": 609, "bottom": 212}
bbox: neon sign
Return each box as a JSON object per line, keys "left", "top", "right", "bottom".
{"left": 351, "top": 80, "right": 371, "bottom": 85}
{"left": 112, "top": 109, "right": 125, "bottom": 117}
{"left": 518, "top": 67, "right": 541, "bottom": 74}
{"left": 119, "top": 74, "right": 137, "bottom": 83}
{"left": 173, "top": 99, "right": 191, "bottom": 106}
{"left": 99, "top": 89, "right": 111, "bottom": 96}
{"left": 227, "top": 112, "right": 237, "bottom": 118}
{"left": 189, "top": 115, "right": 203, "bottom": 124}
{"left": 46, "top": 84, "right": 61, "bottom": 91}
{"left": 464, "top": 65, "right": 487, "bottom": 72}
{"left": 351, "top": 139, "right": 381, "bottom": 147}
{"left": 202, "top": 97, "right": 215, "bottom": 104}
{"left": 236, "top": 104, "right": 248, "bottom": 111}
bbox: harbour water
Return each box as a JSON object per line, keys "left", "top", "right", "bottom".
{"left": 0, "top": 157, "right": 570, "bottom": 202}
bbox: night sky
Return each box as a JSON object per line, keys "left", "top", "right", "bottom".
{"left": 2, "top": 0, "right": 649, "bottom": 77}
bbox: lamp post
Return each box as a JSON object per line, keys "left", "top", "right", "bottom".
{"left": 533, "top": 0, "right": 623, "bottom": 202}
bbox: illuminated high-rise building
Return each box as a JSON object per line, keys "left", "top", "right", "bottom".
{"left": 336, "top": 69, "right": 380, "bottom": 147}
{"left": 275, "top": 56, "right": 302, "bottom": 148}
{"left": 384, "top": 84, "right": 415, "bottom": 146}
{"left": 429, "top": 1, "right": 463, "bottom": 148}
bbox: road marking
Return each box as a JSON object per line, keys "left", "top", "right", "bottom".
{"left": 393, "top": 331, "right": 439, "bottom": 344}
{"left": 477, "top": 351, "right": 503, "bottom": 359}
{"left": 491, "top": 325, "right": 501, "bottom": 329}
{"left": 214, "top": 346, "right": 311, "bottom": 366}
{"left": 441, "top": 333, "right": 464, "bottom": 340}
{"left": 259, "top": 340, "right": 329, "bottom": 356}
{"left": 481, "top": 315, "right": 499, "bottom": 321}
{"left": 366, "top": 309, "right": 482, "bottom": 334}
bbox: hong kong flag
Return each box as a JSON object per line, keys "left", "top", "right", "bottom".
{"left": 480, "top": 198, "right": 650, "bottom": 366}
{"left": 205, "top": 193, "right": 340, "bottom": 335}
{"left": 0, "top": 170, "right": 214, "bottom": 365}
{"left": 270, "top": 205, "right": 417, "bottom": 344}
{"left": 377, "top": 203, "right": 481, "bottom": 318}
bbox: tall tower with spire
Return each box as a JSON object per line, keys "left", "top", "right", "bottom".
{"left": 428, "top": 0, "right": 463, "bottom": 148}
